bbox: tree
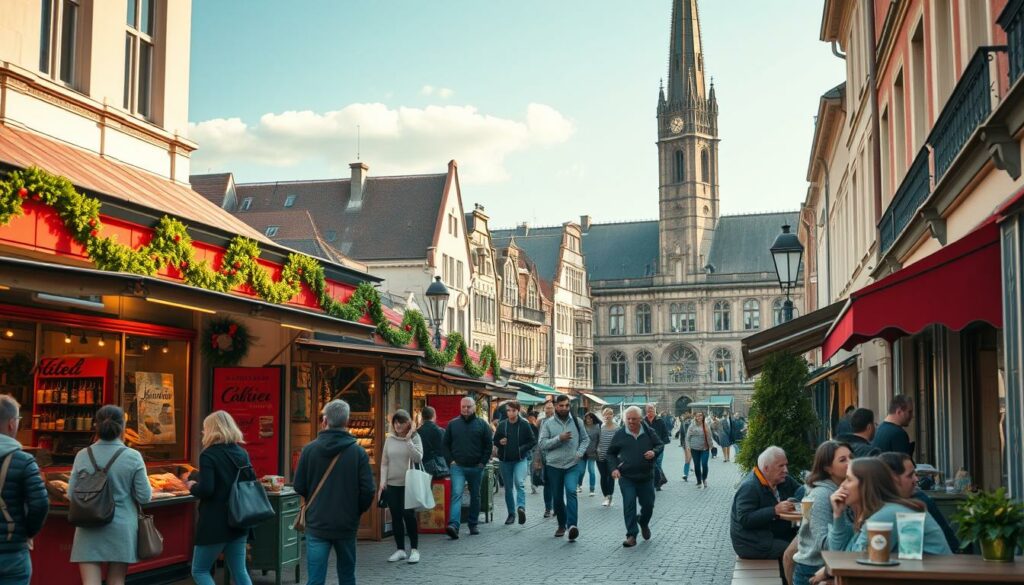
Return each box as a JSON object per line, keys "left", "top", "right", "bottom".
{"left": 736, "top": 352, "right": 817, "bottom": 477}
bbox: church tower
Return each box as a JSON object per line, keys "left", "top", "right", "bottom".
{"left": 656, "top": 0, "right": 719, "bottom": 284}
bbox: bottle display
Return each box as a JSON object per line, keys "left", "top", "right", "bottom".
{"left": 32, "top": 358, "right": 111, "bottom": 461}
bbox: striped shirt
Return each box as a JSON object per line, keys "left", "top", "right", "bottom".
{"left": 597, "top": 425, "right": 618, "bottom": 459}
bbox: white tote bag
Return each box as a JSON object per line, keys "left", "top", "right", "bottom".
{"left": 404, "top": 462, "right": 435, "bottom": 511}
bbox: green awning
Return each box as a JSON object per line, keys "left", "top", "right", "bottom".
{"left": 514, "top": 381, "right": 560, "bottom": 395}
{"left": 515, "top": 391, "right": 546, "bottom": 405}
{"left": 601, "top": 395, "right": 648, "bottom": 406}
{"left": 687, "top": 396, "right": 734, "bottom": 409}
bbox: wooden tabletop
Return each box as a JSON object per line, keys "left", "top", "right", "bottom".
{"left": 778, "top": 511, "right": 803, "bottom": 522}
{"left": 822, "top": 551, "right": 1024, "bottom": 584}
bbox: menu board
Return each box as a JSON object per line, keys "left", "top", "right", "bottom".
{"left": 426, "top": 395, "right": 464, "bottom": 429}
{"left": 212, "top": 366, "right": 284, "bottom": 478}
{"left": 134, "top": 372, "right": 176, "bottom": 445}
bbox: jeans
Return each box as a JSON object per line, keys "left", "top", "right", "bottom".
{"left": 577, "top": 458, "right": 597, "bottom": 491}
{"left": 793, "top": 562, "right": 822, "bottom": 585}
{"left": 618, "top": 476, "right": 656, "bottom": 537}
{"left": 545, "top": 463, "right": 581, "bottom": 528}
{"left": 0, "top": 550, "right": 31, "bottom": 585}
{"left": 306, "top": 534, "right": 356, "bottom": 585}
{"left": 691, "top": 448, "right": 710, "bottom": 484}
{"left": 498, "top": 460, "right": 527, "bottom": 515}
{"left": 449, "top": 464, "right": 484, "bottom": 529}
{"left": 596, "top": 459, "right": 615, "bottom": 497}
{"left": 542, "top": 466, "right": 554, "bottom": 510}
{"left": 191, "top": 535, "right": 252, "bottom": 585}
{"left": 385, "top": 484, "right": 418, "bottom": 549}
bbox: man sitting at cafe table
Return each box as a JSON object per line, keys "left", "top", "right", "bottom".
{"left": 730, "top": 446, "right": 801, "bottom": 562}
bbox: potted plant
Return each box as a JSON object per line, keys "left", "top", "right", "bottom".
{"left": 953, "top": 487, "right": 1024, "bottom": 561}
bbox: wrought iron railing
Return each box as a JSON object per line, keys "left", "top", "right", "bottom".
{"left": 999, "top": 0, "right": 1024, "bottom": 84}
{"left": 879, "top": 147, "right": 931, "bottom": 254}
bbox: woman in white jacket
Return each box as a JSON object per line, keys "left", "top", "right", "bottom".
{"left": 378, "top": 409, "right": 423, "bottom": 563}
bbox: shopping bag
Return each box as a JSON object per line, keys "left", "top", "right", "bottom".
{"left": 404, "top": 464, "right": 436, "bottom": 511}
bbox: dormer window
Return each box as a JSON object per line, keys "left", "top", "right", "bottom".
{"left": 325, "top": 230, "right": 337, "bottom": 242}
{"left": 240, "top": 197, "right": 253, "bottom": 211}
{"left": 284, "top": 194, "right": 296, "bottom": 208}
{"left": 265, "top": 226, "right": 279, "bottom": 237}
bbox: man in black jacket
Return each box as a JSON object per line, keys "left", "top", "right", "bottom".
{"left": 0, "top": 395, "right": 48, "bottom": 584}
{"left": 644, "top": 404, "right": 670, "bottom": 490}
{"left": 836, "top": 408, "right": 881, "bottom": 458}
{"left": 607, "top": 406, "right": 664, "bottom": 547}
{"left": 294, "top": 399, "right": 375, "bottom": 585}
{"left": 492, "top": 400, "right": 536, "bottom": 525}
{"left": 418, "top": 406, "right": 447, "bottom": 477}
{"left": 730, "top": 446, "right": 800, "bottom": 567}
{"left": 442, "top": 396, "right": 493, "bottom": 538}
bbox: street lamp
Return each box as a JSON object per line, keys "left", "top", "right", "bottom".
{"left": 770, "top": 224, "right": 804, "bottom": 323}
{"left": 424, "top": 276, "right": 450, "bottom": 349}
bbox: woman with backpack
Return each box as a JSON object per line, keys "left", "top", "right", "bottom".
{"left": 184, "top": 410, "right": 255, "bottom": 585}
{"left": 68, "top": 405, "right": 151, "bottom": 585}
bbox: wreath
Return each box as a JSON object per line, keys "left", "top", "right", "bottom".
{"left": 201, "top": 317, "right": 252, "bottom": 367}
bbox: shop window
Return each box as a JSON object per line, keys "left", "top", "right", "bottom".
{"left": 122, "top": 335, "right": 189, "bottom": 462}
{"left": 0, "top": 320, "right": 38, "bottom": 447}
{"left": 315, "top": 364, "right": 377, "bottom": 460}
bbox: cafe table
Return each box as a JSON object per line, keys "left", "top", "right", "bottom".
{"left": 821, "top": 551, "right": 1024, "bottom": 584}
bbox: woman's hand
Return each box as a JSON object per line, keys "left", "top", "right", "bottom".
{"left": 830, "top": 486, "right": 849, "bottom": 519}
{"left": 809, "top": 566, "right": 832, "bottom": 584}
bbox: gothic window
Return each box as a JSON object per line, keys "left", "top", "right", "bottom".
{"left": 772, "top": 298, "right": 786, "bottom": 326}
{"left": 742, "top": 299, "right": 761, "bottom": 330}
{"left": 700, "top": 148, "right": 710, "bottom": 183}
{"left": 635, "top": 303, "right": 652, "bottom": 335}
{"left": 636, "top": 350, "right": 653, "bottom": 385}
{"left": 503, "top": 261, "right": 518, "bottom": 305}
{"left": 713, "top": 348, "right": 732, "bottom": 383}
{"left": 609, "top": 350, "right": 628, "bottom": 385}
{"left": 670, "top": 302, "right": 696, "bottom": 332}
{"left": 527, "top": 280, "right": 538, "bottom": 309}
{"left": 675, "top": 150, "right": 685, "bottom": 183}
{"left": 713, "top": 300, "right": 731, "bottom": 331}
{"left": 667, "top": 344, "right": 699, "bottom": 383}
{"left": 609, "top": 305, "right": 625, "bottom": 336}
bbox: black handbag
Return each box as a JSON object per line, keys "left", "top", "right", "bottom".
{"left": 422, "top": 455, "right": 450, "bottom": 479}
{"left": 227, "top": 461, "right": 275, "bottom": 529}
{"left": 531, "top": 467, "right": 545, "bottom": 487}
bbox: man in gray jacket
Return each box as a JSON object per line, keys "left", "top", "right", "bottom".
{"left": 538, "top": 394, "right": 589, "bottom": 542}
{"left": 0, "top": 395, "right": 49, "bottom": 585}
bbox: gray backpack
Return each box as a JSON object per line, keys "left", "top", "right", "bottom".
{"left": 68, "top": 446, "right": 126, "bottom": 527}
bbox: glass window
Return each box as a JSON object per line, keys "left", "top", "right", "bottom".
{"left": 284, "top": 195, "right": 297, "bottom": 208}
{"left": 609, "top": 350, "right": 628, "bottom": 385}
{"left": 503, "top": 262, "right": 517, "bottom": 305}
{"left": 123, "top": 335, "right": 189, "bottom": 462}
{"left": 635, "top": 304, "right": 652, "bottom": 335}
{"left": 713, "top": 301, "right": 731, "bottom": 332}
{"left": 124, "top": 0, "right": 154, "bottom": 118}
{"left": 743, "top": 299, "right": 760, "bottom": 330}
{"left": 58, "top": 0, "right": 78, "bottom": 85}
{"left": 240, "top": 197, "right": 253, "bottom": 211}
{"left": 137, "top": 40, "right": 152, "bottom": 118}
{"left": 713, "top": 348, "right": 732, "bottom": 383}
{"left": 670, "top": 301, "right": 696, "bottom": 332}
{"left": 675, "top": 150, "right": 685, "bottom": 182}
{"left": 667, "top": 344, "right": 699, "bottom": 384}
{"left": 609, "top": 305, "right": 625, "bottom": 336}
{"left": 40, "top": 0, "right": 53, "bottom": 74}
{"left": 700, "top": 148, "right": 710, "bottom": 183}
{"left": 265, "top": 226, "right": 279, "bottom": 237}
{"left": 325, "top": 230, "right": 337, "bottom": 242}
{"left": 636, "top": 350, "right": 653, "bottom": 385}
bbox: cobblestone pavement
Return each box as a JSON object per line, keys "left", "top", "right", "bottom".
{"left": 220, "top": 442, "right": 745, "bottom": 585}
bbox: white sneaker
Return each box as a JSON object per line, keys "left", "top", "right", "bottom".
{"left": 407, "top": 549, "right": 420, "bottom": 564}
{"left": 601, "top": 496, "right": 610, "bottom": 507}
{"left": 588, "top": 490, "right": 596, "bottom": 497}
{"left": 576, "top": 486, "right": 583, "bottom": 494}
{"left": 388, "top": 550, "right": 407, "bottom": 562}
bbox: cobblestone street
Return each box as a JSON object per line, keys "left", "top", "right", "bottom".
{"left": 234, "top": 442, "right": 744, "bottom": 585}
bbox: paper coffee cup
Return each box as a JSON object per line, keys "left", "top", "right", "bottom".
{"left": 865, "top": 521, "right": 894, "bottom": 563}
{"left": 801, "top": 498, "right": 813, "bottom": 520}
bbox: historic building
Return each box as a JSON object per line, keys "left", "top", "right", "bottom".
{"left": 465, "top": 205, "right": 499, "bottom": 353}
{"left": 576, "top": 0, "right": 802, "bottom": 414}
{"left": 495, "top": 241, "right": 552, "bottom": 383}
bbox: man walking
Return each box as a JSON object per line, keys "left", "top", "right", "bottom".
{"left": 835, "top": 407, "right": 881, "bottom": 458}
{"left": 644, "top": 404, "right": 671, "bottom": 490}
{"left": 872, "top": 394, "right": 915, "bottom": 456}
{"left": 442, "top": 397, "right": 492, "bottom": 539}
{"left": 538, "top": 394, "right": 589, "bottom": 542}
{"left": 293, "top": 399, "right": 375, "bottom": 585}
{"left": 417, "top": 406, "right": 447, "bottom": 477}
{"left": 493, "top": 401, "right": 536, "bottom": 525}
{"left": 0, "top": 395, "right": 48, "bottom": 585}
{"left": 607, "top": 406, "right": 663, "bottom": 548}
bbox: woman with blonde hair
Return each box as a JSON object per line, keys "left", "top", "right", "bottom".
{"left": 595, "top": 407, "right": 619, "bottom": 507}
{"left": 184, "top": 410, "right": 254, "bottom": 585}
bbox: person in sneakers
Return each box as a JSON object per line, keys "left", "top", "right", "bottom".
{"left": 606, "top": 406, "right": 664, "bottom": 548}
{"left": 685, "top": 411, "right": 712, "bottom": 488}
{"left": 536, "top": 401, "right": 556, "bottom": 517}
{"left": 442, "top": 397, "right": 493, "bottom": 539}
{"left": 493, "top": 400, "right": 535, "bottom": 525}
{"left": 595, "top": 407, "right": 619, "bottom": 507}
{"left": 537, "top": 395, "right": 589, "bottom": 542}
{"left": 0, "top": 395, "right": 48, "bottom": 585}
{"left": 378, "top": 410, "right": 423, "bottom": 564}
{"left": 577, "top": 412, "right": 601, "bottom": 497}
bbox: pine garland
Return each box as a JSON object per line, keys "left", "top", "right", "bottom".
{"left": 0, "top": 166, "right": 500, "bottom": 378}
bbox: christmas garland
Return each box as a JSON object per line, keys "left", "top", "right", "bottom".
{"left": 0, "top": 167, "right": 500, "bottom": 377}
{"left": 202, "top": 317, "right": 252, "bottom": 367}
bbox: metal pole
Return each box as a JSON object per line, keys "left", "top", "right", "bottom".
{"left": 433, "top": 322, "right": 443, "bottom": 349}
{"left": 783, "top": 296, "right": 794, "bottom": 322}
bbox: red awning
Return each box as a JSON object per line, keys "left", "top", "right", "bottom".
{"left": 821, "top": 219, "right": 1002, "bottom": 360}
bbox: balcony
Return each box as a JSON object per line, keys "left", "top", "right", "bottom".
{"left": 999, "top": 0, "right": 1024, "bottom": 84}
{"left": 879, "top": 148, "right": 930, "bottom": 254}
{"left": 928, "top": 47, "right": 999, "bottom": 183}
{"left": 514, "top": 305, "right": 546, "bottom": 325}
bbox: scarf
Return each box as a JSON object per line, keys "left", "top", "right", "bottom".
{"left": 753, "top": 466, "right": 781, "bottom": 502}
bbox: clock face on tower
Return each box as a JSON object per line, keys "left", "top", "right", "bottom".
{"left": 670, "top": 117, "right": 684, "bottom": 134}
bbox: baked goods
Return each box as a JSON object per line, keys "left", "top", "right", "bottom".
{"left": 46, "top": 480, "right": 69, "bottom": 501}
{"left": 147, "top": 472, "right": 190, "bottom": 495}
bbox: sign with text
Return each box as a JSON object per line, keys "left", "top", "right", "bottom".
{"left": 135, "top": 372, "right": 176, "bottom": 445}
{"left": 212, "top": 367, "right": 284, "bottom": 478}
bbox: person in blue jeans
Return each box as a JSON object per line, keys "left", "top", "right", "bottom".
{"left": 293, "top": 399, "right": 375, "bottom": 585}
{"left": 0, "top": 395, "right": 49, "bottom": 585}
{"left": 537, "top": 395, "right": 590, "bottom": 542}
{"left": 606, "top": 406, "right": 664, "bottom": 547}
{"left": 685, "top": 411, "right": 713, "bottom": 488}
{"left": 493, "top": 400, "right": 536, "bottom": 524}
{"left": 442, "top": 397, "right": 493, "bottom": 538}
{"left": 576, "top": 413, "right": 601, "bottom": 496}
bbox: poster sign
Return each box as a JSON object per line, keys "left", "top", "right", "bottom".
{"left": 426, "top": 395, "right": 464, "bottom": 429}
{"left": 212, "top": 367, "right": 283, "bottom": 478}
{"left": 135, "top": 372, "right": 176, "bottom": 445}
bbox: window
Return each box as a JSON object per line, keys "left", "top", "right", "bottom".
{"left": 284, "top": 194, "right": 297, "bottom": 208}
{"left": 503, "top": 262, "right": 518, "bottom": 305}
{"left": 742, "top": 299, "right": 760, "bottom": 330}
{"left": 566, "top": 234, "right": 580, "bottom": 252}
{"left": 124, "top": 0, "right": 155, "bottom": 118}
{"left": 457, "top": 260, "right": 464, "bottom": 289}
{"left": 713, "top": 301, "right": 731, "bottom": 331}
{"left": 636, "top": 350, "right": 653, "bottom": 385}
{"left": 675, "top": 150, "right": 685, "bottom": 182}
{"left": 933, "top": 1, "right": 955, "bottom": 110}
{"left": 592, "top": 354, "right": 600, "bottom": 385}
{"left": 670, "top": 302, "right": 696, "bottom": 332}
{"left": 635, "top": 304, "right": 652, "bottom": 335}
{"left": 608, "top": 305, "right": 625, "bottom": 336}
{"left": 265, "top": 226, "right": 279, "bottom": 237}
{"left": 575, "top": 354, "right": 591, "bottom": 382}
{"left": 667, "top": 345, "right": 699, "bottom": 383}
{"left": 700, "top": 148, "right": 710, "bottom": 183}
{"left": 713, "top": 348, "right": 732, "bottom": 383}
{"left": 40, "top": 0, "right": 82, "bottom": 86}
{"left": 441, "top": 253, "right": 450, "bottom": 285}
{"left": 772, "top": 298, "right": 786, "bottom": 326}
{"left": 892, "top": 70, "right": 906, "bottom": 180}
{"left": 609, "top": 350, "right": 628, "bottom": 385}
{"left": 239, "top": 197, "right": 253, "bottom": 211}
{"left": 910, "top": 21, "right": 926, "bottom": 151}
{"left": 527, "top": 280, "right": 538, "bottom": 309}
{"left": 325, "top": 230, "right": 337, "bottom": 242}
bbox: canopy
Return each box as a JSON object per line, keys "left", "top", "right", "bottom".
{"left": 822, "top": 220, "right": 1001, "bottom": 360}
{"left": 687, "top": 396, "right": 734, "bottom": 409}
{"left": 580, "top": 392, "right": 608, "bottom": 405}
{"left": 741, "top": 301, "right": 845, "bottom": 375}
{"left": 513, "top": 380, "right": 560, "bottom": 395}
{"left": 515, "top": 391, "right": 546, "bottom": 406}
{"left": 602, "top": 395, "right": 649, "bottom": 407}
{"left": 805, "top": 355, "right": 858, "bottom": 386}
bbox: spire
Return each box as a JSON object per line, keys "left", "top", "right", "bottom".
{"left": 667, "top": 0, "right": 706, "bottom": 105}
{"left": 658, "top": 78, "right": 667, "bottom": 111}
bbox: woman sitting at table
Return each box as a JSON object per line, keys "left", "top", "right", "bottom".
{"left": 792, "top": 441, "right": 852, "bottom": 585}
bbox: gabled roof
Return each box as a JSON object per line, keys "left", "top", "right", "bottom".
{"left": 233, "top": 172, "right": 448, "bottom": 261}
{"left": 189, "top": 172, "right": 232, "bottom": 208}
{"left": 706, "top": 212, "right": 800, "bottom": 276}
{"left": 491, "top": 225, "right": 564, "bottom": 282}
{"left": 228, "top": 209, "right": 367, "bottom": 271}
{"left": 579, "top": 220, "right": 660, "bottom": 282}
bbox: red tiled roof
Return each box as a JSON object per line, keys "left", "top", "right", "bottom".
{"left": 0, "top": 125, "right": 271, "bottom": 243}
{"left": 189, "top": 172, "right": 232, "bottom": 208}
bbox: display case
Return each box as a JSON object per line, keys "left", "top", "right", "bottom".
{"left": 349, "top": 413, "right": 375, "bottom": 462}
{"left": 31, "top": 357, "right": 113, "bottom": 465}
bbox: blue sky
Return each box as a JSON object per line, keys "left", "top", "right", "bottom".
{"left": 188, "top": 1, "right": 843, "bottom": 228}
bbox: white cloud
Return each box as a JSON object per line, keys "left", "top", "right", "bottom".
{"left": 189, "top": 102, "right": 573, "bottom": 183}
{"left": 420, "top": 85, "right": 453, "bottom": 98}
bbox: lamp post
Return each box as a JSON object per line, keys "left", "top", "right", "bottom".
{"left": 425, "top": 276, "right": 451, "bottom": 349}
{"left": 770, "top": 224, "right": 804, "bottom": 323}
